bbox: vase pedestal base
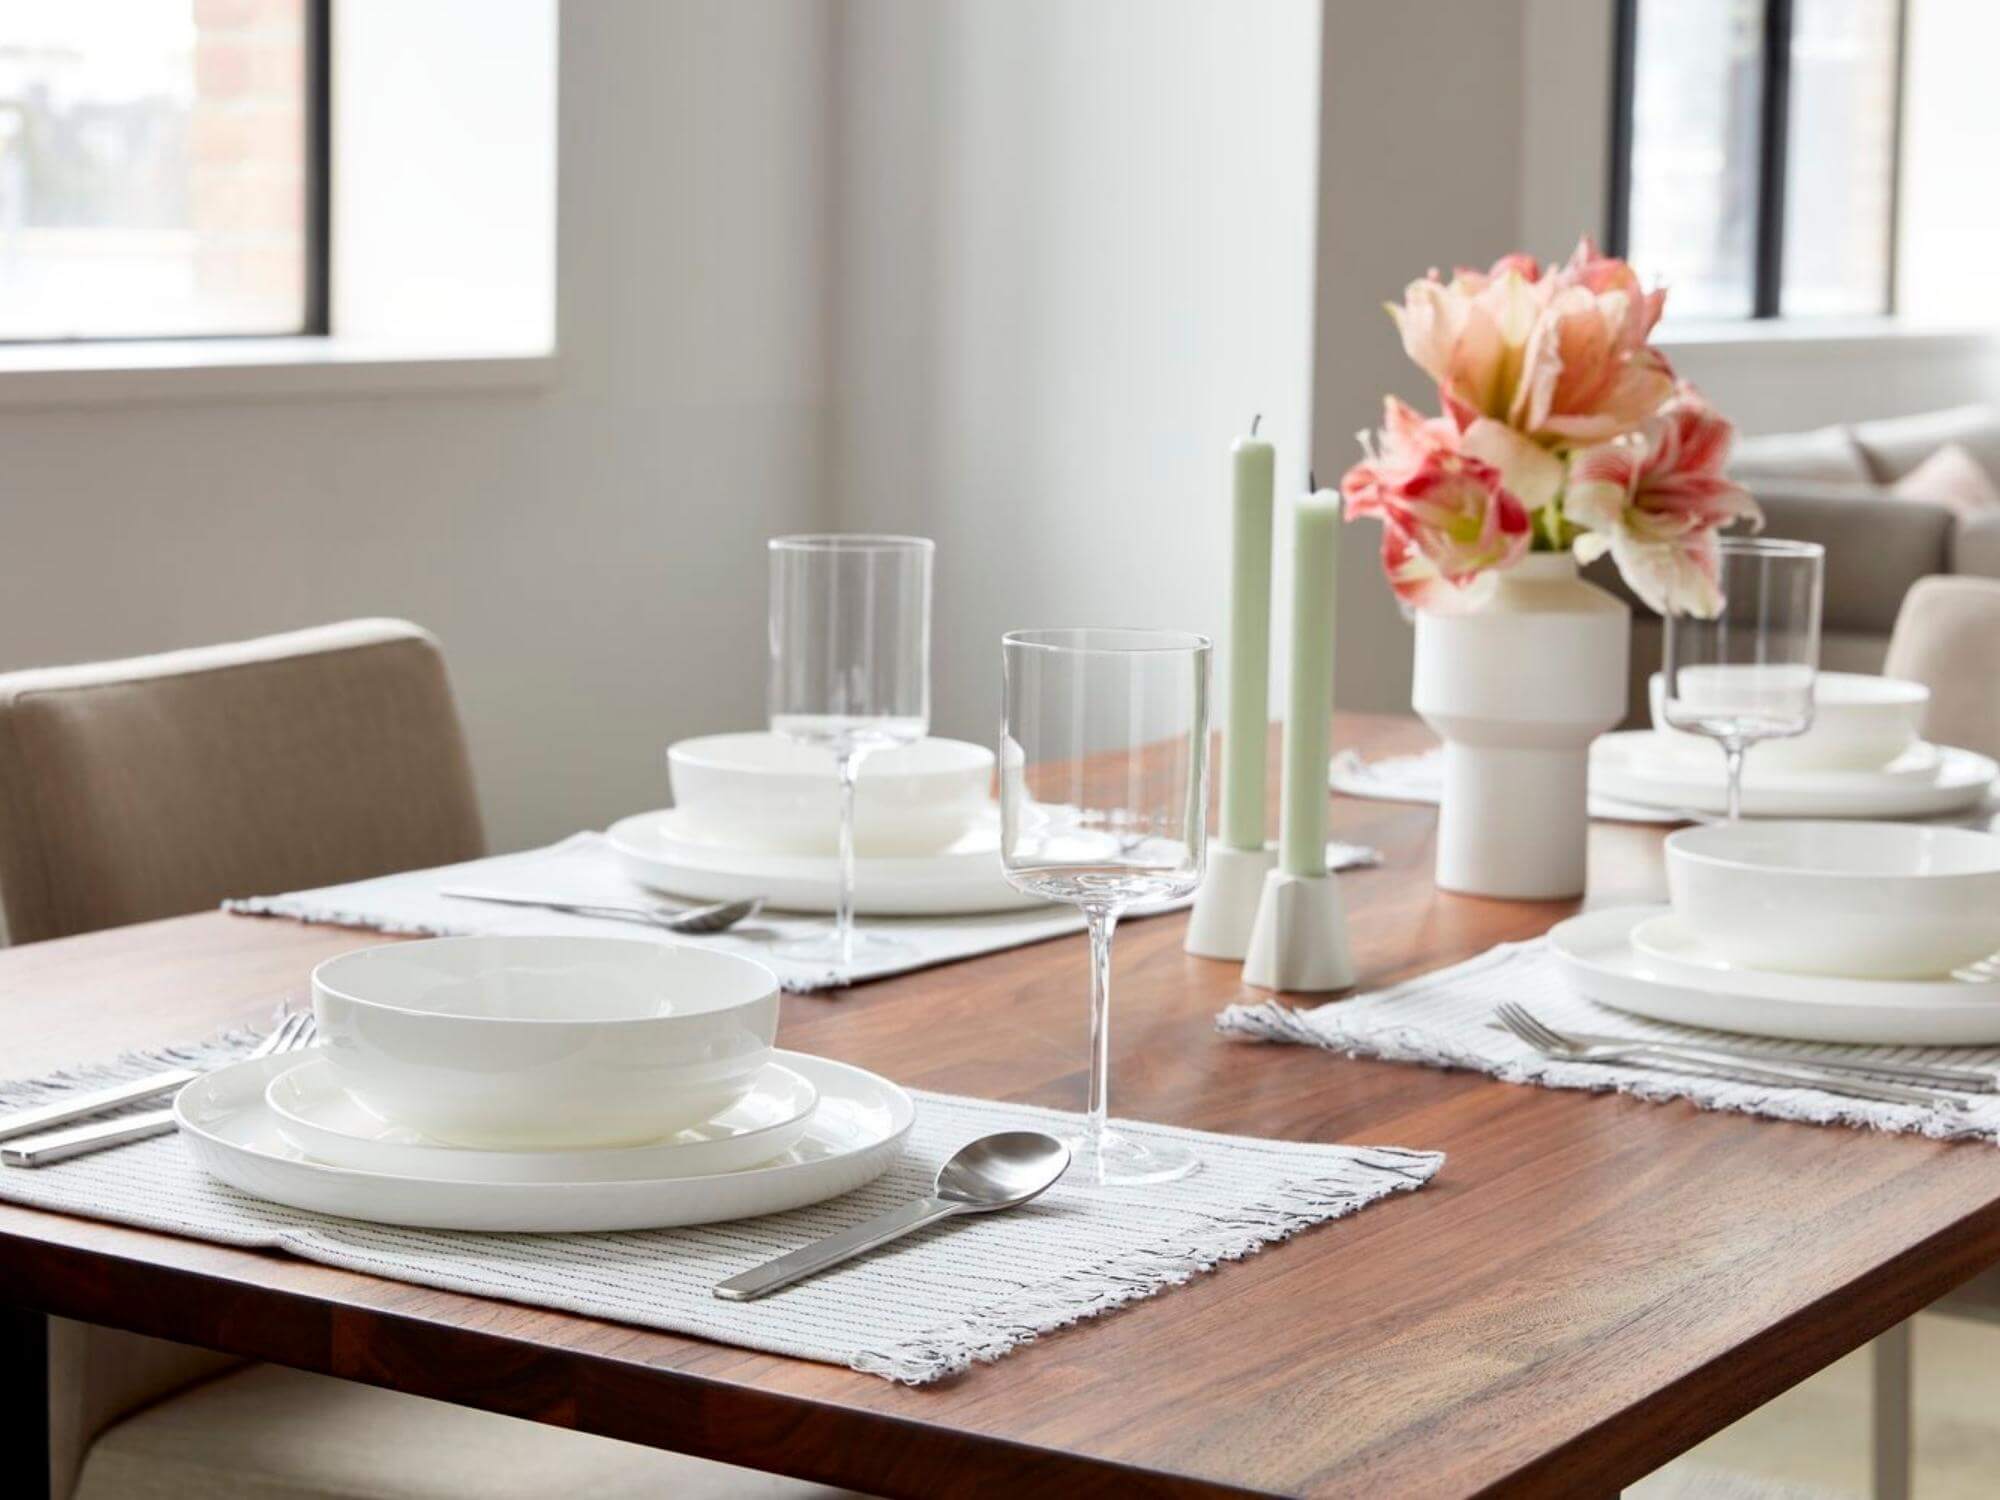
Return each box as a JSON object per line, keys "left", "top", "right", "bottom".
{"left": 1434, "top": 742, "right": 1591, "bottom": 901}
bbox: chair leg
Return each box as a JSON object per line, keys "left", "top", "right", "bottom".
{"left": 0, "top": 1302, "right": 51, "bottom": 1500}
{"left": 1871, "top": 1319, "right": 1913, "bottom": 1500}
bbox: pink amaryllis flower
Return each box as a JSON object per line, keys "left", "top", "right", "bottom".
{"left": 1565, "top": 385, "right": 1763, "bottom": 616}
{"left": 1510, "top": 237, "right": 1674, "bottom": 447}
{"left": 1342, "top": 397, "right": 1532, "bottom": 611}
{"left": 1390, "top": 237, "right": 1672, "bottom": 449}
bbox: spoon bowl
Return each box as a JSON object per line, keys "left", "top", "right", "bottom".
{"left": 936, "top": 1130, "right": 1073, "bottom": 1210}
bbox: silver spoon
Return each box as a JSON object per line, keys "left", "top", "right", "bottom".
{"left": 713, "top": 1131, "right": 1072, "bottom": 1301}
{"left": 440, "top": 887, "right": 764, "bottom": 934}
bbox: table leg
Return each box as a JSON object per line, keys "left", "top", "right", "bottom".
{"left": 1, "top": 1302, "right": 50, "bottom": 1500}
{"left": 1872, "top": 1320, "right": 1913, "bottom": 1500}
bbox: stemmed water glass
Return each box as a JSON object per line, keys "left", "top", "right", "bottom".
{"left": 1662, "top": 537, "right": 1825, "bottom": 821}
{"left": 998, "top": 629, "right": 1210, "bottom": 1187}
{"left": 768, "top": 534, "right": 934, "bottom": 968}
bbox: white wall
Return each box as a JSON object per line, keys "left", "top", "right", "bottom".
{"left": 0, "top": 1, "right": 834, "bottom": 852}
{"left": 1309, "top": 0, "right": 1531, "bottom": 715}
{"left": 829, "top": 0, "right": 1324, "bottom": 744}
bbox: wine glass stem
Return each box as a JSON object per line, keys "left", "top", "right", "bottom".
{"left": 1722, "top": 739, "right": 1746, "bottom": 823}
{"left": 835, "top": 747, "right": 862, "bottom": 965}
{"left": 1083, "top": 905, "right": 1120, "bottom": 1162}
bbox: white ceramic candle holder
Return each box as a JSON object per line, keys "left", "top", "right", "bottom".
{"left": 1184, "top": 842, "right": 1278, "bottom": 960}
{"left": 1242, "top": 867, "right": 1355, "bottom": 993}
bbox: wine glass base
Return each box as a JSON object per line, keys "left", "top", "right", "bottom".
{"left": 772, "top": 929, "right": 917, "bottom": 971}
{"left": 1069, "top": 1128, "right": 1200, "bottom": 1188}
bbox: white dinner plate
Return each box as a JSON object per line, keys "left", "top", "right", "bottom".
{"left": 605, "top": 806, "right": 1044, "bottom": 916}
{"left": 264, "top": 1056, "right": 820, "bottom": 1183}
{"left": 1590, "top": 731, "right": 1997, "bottom": 820}
{"left": 1549, "top": 905, "right": 2000, "bottom": 1045}
{"left": 177, "top": 1049, "right": 913, "bottom": 1232}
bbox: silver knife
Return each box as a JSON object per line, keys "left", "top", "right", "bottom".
{"left": 2, "top": 1106, "right": 177, "bottom": 1167}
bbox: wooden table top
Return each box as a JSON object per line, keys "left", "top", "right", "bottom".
{"left": 5, "top": 712, "right": 2000, "bottom": 1499}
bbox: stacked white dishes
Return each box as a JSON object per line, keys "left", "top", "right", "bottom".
{"left": 1589, "top": 671, "right": 1997, "bottom": 819}
{"left": 607, "top": 732, "right": 1041, "bottom": 915}
{"left": 1550, "top": 822, "right": 2000, "bottom": 1044}
{"left": 175, "top": 937, "right": 913, "bottom": 1230}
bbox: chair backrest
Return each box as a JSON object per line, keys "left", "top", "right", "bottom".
{"left": 1885, "top": 576, "right": 2000, "bottom": 762}
{"left": 0, "top": 619, "right": 487, "bottom": 945}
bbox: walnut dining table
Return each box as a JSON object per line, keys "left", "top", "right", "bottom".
{"left": 5, "top": 712, "right": 2000, "bottom": 1499}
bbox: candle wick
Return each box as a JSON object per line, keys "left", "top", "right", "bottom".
{"left": 1308, "top": 469, "right": 1317, "bottom": 491}
{"left": 1251, "top": 414, "right": 1262, "bottom": 437}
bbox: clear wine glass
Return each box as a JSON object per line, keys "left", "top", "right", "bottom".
{"left": 999, "top": 628, "right": 1210, "bottom": 1187}
{"left": 1662, "top": 537, "right": 1825, "bottom": 821}
{"left": 768, "top": 534, "right": 934, "bottom": 968}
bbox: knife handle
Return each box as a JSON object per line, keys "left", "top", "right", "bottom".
{"left": 0, "top": 1069, "right": 197, "bottom": 1144}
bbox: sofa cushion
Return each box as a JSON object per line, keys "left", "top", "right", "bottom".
{"left": 1853, "top": 405, "right": 2000, "bottom": 484}
{"left": 1953, "top": 510, "right": 2000, "bottom": 578}
{"left": 1892, "top": 442, "right": 2000, "bottom": 517}
{"left": 1729, "top": 424, "right": 1872, "bottom": 484}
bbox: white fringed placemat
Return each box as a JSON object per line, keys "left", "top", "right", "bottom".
{"left": 228, "top": 833, "right": 1381, "bottom": 994}
{"left": 0, "top": 1033, "right": 1440, "bottom": 1383}
{"left": 1219, "top": 938, "right": 2000, "bottom": 1143}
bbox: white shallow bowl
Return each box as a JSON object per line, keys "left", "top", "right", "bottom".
{"left": 311, "top": 936, "right": 780, "bottom": 1150}
{"left": 667, "top": 732, "right": 993, "bottom": 856}
{"left": 265, "top": 1055, "right": 819, "bottom": 1182}
{"left": 1650, "top": 670, "right": 1929, "bottom": 771}
{"left": 177, "top": 1050, "right": 913, "bottom": 1233}
{"left": 1665, "top": 820, "right": 2000, "bottom": 979}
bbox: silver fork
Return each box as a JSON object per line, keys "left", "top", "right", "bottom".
{"left": 1493, "top": 1002, "right": 1971, "bottom": 1112}
{"left": 2, "top": 1013, "right": 318, "bottom": 1168}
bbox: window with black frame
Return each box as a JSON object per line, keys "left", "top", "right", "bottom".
{"left": 0, "top": 0, "right": 328, "bottom": 343}
{"left": 1608, "top": 0, "right": 1904, "bottom": 321}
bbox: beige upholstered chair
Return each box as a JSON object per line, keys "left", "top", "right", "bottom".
{"left": 0, "top": 621, "right": 854, "bottom": 1500}
{"left": 1885, "top": 575, "right": 2000, "bottom": 762}
{"left": 0, "top": 618, "right": 486, "bottom": 946}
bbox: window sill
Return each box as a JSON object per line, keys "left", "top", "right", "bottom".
{"left": 1657, "top": 319, "right": 1997, "bottom": 359}
{"left": 0, "top": 336, "right": 558, "bottom": 409}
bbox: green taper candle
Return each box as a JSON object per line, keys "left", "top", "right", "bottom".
{"left": 1278, "top": 488, "right": 1340, "bottom": 877}
{"left": 1221, "top": 418, "right": 1276, "bottom": 850}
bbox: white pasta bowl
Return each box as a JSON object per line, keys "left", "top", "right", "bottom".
{"left": 311, "top": 936, "right": 780, "bottom": 1149}
{"left": 1665, "top": 820, "right": 2000, "bottom": 979}
{"left": 667, "top": 732, "right": 993, "bottom": 855}
{"left": 1650, "top": 670, "right": 1929, "bottom": 772}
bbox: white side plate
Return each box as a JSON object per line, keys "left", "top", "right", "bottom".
{"left": 178, "top": 1050, "right": 913, "bottom": 1232}
{"left": 1549, "top": 905, "right": 2000, "bottom": 1045}
{"left": 264, "top": 1056, "right": 820, "bottom": 1183}
{"left": 605, "top": 806, "right": 1044, "bottom": 916}
{"left": 1590, "top": 732, "right": 1996, "bottom": 819}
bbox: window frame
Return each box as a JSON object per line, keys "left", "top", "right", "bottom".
{"left": 1607, "top": 0, "right": 1910, "bottom": 321}
{"left": 0, "top": 0, "right": 332, "bottom": 347}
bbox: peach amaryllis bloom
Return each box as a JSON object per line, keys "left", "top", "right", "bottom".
{"left": 1390, "top": 237, "right": 1672, "bottom": 449}
{"left": 1388, "top": 256, "right": 1546, "bottom": 435}
{"left": 1342, "top": 397, "right": 1532, "bottom": 611}
{"left": 1509, "top": 237, "right": 1673, "bottom": 447}
{"left": 1565, "top": 385, "right": 1763, "bottom": 616}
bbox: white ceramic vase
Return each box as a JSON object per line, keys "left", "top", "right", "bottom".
{"left": 1411, "top": 553, "right": 1629, "bottom": 900}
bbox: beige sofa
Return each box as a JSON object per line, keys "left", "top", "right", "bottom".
{"left": 1598, "top": 404, "right": 2000, "bottom": 723}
